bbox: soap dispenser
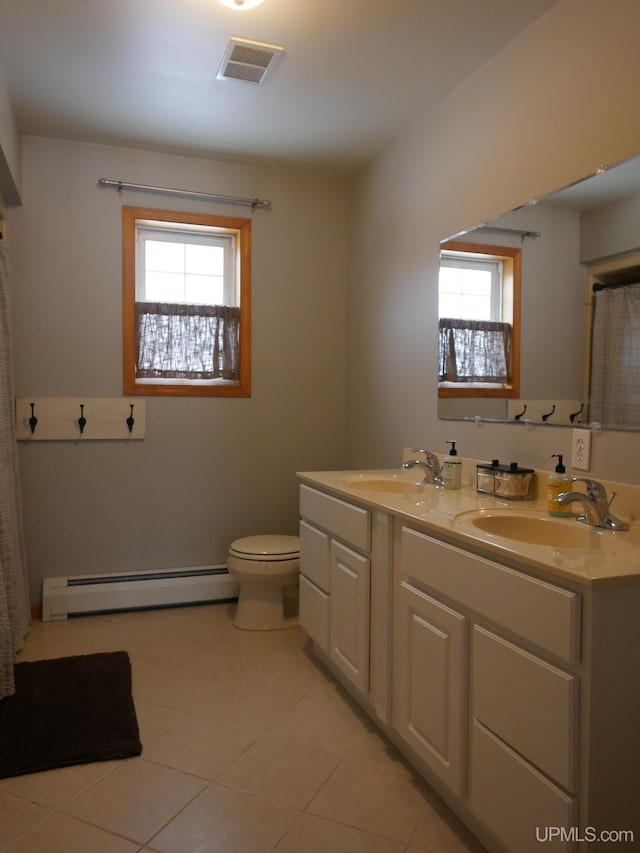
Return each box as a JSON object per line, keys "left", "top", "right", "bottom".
{"left": 547, "top": 454, "right": 573, "bottom": 517}
{"left": 442, "top": 441, "right": 462, "bottom": 490}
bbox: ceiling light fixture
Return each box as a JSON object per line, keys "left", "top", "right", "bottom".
{"left": 217, "top": 0, "right": 265, "bottom": 9}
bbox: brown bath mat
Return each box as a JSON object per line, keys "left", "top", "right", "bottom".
{"left": 0, "top": 651, "right": 142, "bottom": 779}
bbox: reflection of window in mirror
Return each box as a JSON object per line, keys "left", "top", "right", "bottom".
{"left": 438, "top": 240, "right": 521, "bottom": 398}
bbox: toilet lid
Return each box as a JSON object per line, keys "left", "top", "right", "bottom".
{"left": 229, "top": 534, "right": 300, "bottom": 559}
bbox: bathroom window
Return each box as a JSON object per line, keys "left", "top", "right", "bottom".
{"left": 123, "top": 207, "right": 251, "bottom": 397}
{"left": 438, "top": 240, "right": 521, "bottom": 398}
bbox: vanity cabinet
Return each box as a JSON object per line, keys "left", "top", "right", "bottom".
{"left": 299, "top": 483, "right": 393, "bottom": 721}
{"left": 299, "top": 485, "right": 372, "bottom": 696}
{"left": 395, "top": 525, "right": 580, "bottom": 853}
{"left": 298, "top": 473, "right": 640, "bottom": 853}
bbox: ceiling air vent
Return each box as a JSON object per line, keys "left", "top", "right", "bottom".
{"left": 217, "top": 36, "right": 285, "bottom": 85}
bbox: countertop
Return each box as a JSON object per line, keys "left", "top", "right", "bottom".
{"left": 297, "top": 469, "right": 640, "bottom": 587}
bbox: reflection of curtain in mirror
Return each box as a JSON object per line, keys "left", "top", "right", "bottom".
{"left": 0, "top": 240, "right": 30, "bottom": 700}
{"left": 438, "top": 318, "right": 511, "bottom": 383}
{"left": 590, "top": 284, "right": 640, "bottom": 429}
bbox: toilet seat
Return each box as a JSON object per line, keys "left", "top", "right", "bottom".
{"left": 229, "top": 534, "right": 299, "bottom": 562}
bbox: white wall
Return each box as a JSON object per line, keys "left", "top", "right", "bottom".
{"left": 581, "top": 192, "right": 640, "bottom": 262}
{"left": 9, "top": 136, "right": 348, "bottom": 601}
{"left": 347, "top": 0, "right": 640, "bottom": 483}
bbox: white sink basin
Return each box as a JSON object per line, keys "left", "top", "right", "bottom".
{"left": 345, "top": 476, "right": 426, "bottom": 495}
{"left": 457, "top": 509, "right": 599, "bottom": 549}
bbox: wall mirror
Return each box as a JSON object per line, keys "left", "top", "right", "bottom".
{"left": 438, "top": 153, "right": 640, "bottom": 431}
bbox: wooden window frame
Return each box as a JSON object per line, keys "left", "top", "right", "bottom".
{"left": 123, "top": 206, "right": 251, "bottom": 397}
{"left": 438, "top": 240, "right": 521, "bottom": 399}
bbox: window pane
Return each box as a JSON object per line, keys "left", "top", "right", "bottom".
{"left": 460, "top": 295, "right": 492, "bottom": 320}
{"left": 185, "top": 274, "right": 224, "bottom": 305}
{"left": 186, "top": 244, "right": 224, "bottom": 276}
{"left": 439, "top": 259, "right": 498, "bottom": 321}
{"left": 460, "top": 269, "right": 492, "bottom": 297}
{"left": 439, "top": 293, "right": 462, "bottom": 318}
{"left": 146, "top": 240, "right": 185, "bottom": 273}
{"left": 144, "top": 271, "right": 185, "bottom": 302}
{"left": 439, "top": 267, "right": 462, "bottom": 294}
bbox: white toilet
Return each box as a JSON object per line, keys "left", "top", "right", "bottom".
{"left": 227, "top": 534, "right": 300, "bottom": 630}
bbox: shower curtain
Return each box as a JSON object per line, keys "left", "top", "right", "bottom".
{"left": 590, "top": 283, "right": 640, "bottom": 429}
{"left": 0, "top": 239, "right": 30, "bottom": 700}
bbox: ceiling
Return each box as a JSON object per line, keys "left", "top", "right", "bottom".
{"left": 0, "top": 0, "right": 559, "bottom": 175}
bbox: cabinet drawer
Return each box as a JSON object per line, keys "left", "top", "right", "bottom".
{"left": 300, "top": 485, "right": 371, "bottom": 552}
{"left": 472, "top": 626, "right": 578, "bottom": 792}
{"left": 300, "top": 520, "right": 331, "bottom": 592}
{"left": 470, "top": 721, "right": 577, "bottom": 853}
{"left": 401, "top": 526, "right": 580, "bottom": 663}
{"left": 300, "top": 575, "right": 330, "bottom": 653}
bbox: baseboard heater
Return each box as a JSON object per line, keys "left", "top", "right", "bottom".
{"left": 41, "top": 565, "right": 238, "bottom": 621}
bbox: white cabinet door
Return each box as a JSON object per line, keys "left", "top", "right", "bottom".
{"left": 394, "top": 579, "right": 467, "bottom": 796}
{"left": 329, "top": 540, "right": 370, "bottom": 695}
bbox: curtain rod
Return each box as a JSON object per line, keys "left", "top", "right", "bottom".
{"left": 593, "top": 280, "right": 640, "bottom": 292}
{"left": 98, "top": 178, "right": 272, "bottom": 210}
{"left": 476, "top": 225, "right": 541, "bottom": 241}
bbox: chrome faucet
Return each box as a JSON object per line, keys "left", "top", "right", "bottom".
{"left": 402, "top": 449, "right": 444, "bottom": 486}
{"left": 556, "top": 478, "right": 630, "bottom": 531}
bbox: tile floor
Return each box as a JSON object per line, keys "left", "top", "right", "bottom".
{"left": 2, "top": 603, "right": 487, "bottom": 852}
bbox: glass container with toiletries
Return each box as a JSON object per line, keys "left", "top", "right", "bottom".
{"left": 476, "top": 460, "right": 534, "bottom": 500}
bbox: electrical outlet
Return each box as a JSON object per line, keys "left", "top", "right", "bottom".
{"left": 571, "top": 428, "right": 591, "bottom": 471}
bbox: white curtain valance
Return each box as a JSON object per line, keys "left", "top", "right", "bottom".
{"left": 136, "top": 302, "right": 240, "bottom": 381}
{"left": 590, "top": 284, "right": 640, "bottom": 429}
{"left": 439, "top": 317, "right": 511, "bottom": 384}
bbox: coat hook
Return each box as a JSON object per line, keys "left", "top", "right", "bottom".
{"left": 28, "top": 402, "right": 38, "bottom": 434}
{"left": 126, "top": 404, "right": 135, "bottom": 434}
{"left": 514, "top": 404, "right": 527, "bottom": 421}
{"left": 542, "top": 404, "right": 556, "bottom": 422}
{"left": 569, "top": 402, "right": 584, "bottom": 423}
{"left": 78, "top": 404, "right": 87, "bottom": 435}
